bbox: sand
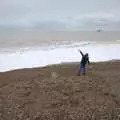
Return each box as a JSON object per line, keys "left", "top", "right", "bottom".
{"left": 0, "top": 61, "right": 120, "bottom": 120}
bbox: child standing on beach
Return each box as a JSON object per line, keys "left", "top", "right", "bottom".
{"left": 78, "top": 50, "right": 90, "bottom": 76}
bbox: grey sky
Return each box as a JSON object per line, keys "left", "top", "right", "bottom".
{"left": 0, "top": 0, "right": 120, "bottom": 30}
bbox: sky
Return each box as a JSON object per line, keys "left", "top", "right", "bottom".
{"left": 0, "top": 0, "right": 120, "bottom": 30}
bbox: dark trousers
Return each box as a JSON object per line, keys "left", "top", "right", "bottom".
{"left": 80, "top": 63, "right": 86, "bottom": 73}
{"left": 77, "top": 63, "right": 86, "bottom": 75}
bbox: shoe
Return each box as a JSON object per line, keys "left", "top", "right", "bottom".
{"left": 83, "top": 73, "right": 86, "bottom": 75}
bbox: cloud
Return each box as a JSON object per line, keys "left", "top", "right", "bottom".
{"left": 0, "top": 0, "right": 120, "bottom": 30}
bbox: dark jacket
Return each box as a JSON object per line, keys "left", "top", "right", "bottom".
{"left": 80, "top": 51, "right": 90, "bottom": 66}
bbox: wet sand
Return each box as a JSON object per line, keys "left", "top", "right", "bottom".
{"left": 0, "top": 61, "right": 120, "bottom": 120}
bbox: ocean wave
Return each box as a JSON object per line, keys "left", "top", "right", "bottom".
{"left": 1, "top": 40, "right": 120, "bottom": 53}
{"left": 0, "top": 43, "right": 120, "bottom": 72}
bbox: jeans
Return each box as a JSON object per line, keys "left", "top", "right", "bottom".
{"left": 80, "top": 63, "right": 86, "bottom": 73}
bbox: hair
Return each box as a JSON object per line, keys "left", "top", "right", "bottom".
{"left": 85, "top": 53, "right": 88, "bottom": 57}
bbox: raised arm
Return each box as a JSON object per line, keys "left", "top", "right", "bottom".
{"left": 78, "top": 50, "right": 84, "bottom": 57}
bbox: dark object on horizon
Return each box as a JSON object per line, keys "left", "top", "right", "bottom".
{"left": 97, "top": 29, "right": 102, "bottom": 32}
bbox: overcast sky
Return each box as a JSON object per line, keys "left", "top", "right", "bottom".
{"left": 0, "top": 0, "right": 120, "bottom": 30}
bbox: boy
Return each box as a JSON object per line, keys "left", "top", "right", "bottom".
{"left": 78, "top": 50, "right": 90, "bottom": 75}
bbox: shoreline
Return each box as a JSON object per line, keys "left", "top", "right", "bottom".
{"left": 1, "top": 59, "right": 120, "bottom": 73}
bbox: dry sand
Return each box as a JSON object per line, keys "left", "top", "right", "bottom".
{"left": 0, "top": 61, "right": 120, "bottom": 120}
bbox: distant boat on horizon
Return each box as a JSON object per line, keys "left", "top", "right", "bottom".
{"left": 96, "top": 29, "right": 103, "bottom": 32}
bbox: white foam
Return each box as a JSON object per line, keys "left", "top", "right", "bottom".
{"left": 0, "top": 43, "right": 120, "bottom": 72}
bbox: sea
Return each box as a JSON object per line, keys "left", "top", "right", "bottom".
{"left": 0, "top": 30, "right": 120, "bottom": 72}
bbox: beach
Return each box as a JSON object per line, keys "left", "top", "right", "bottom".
{"left": 0, "top": 30, "right": 120, "bottom": 119}
{"left": 1, "top": 0, "right": 120, "bottom": 119}
{"left": 0, "top": 61, "right": 120, "bottom": 119}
